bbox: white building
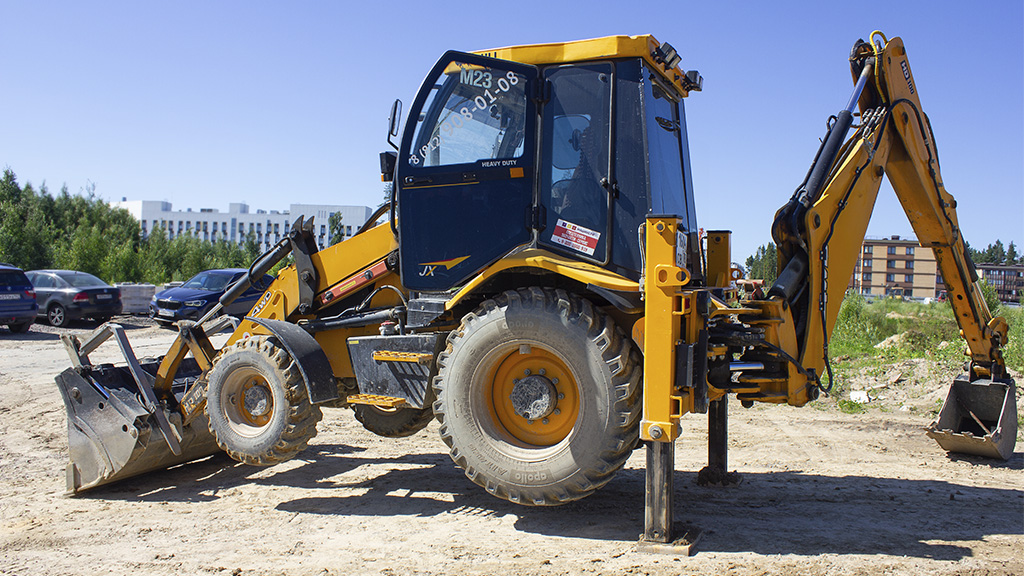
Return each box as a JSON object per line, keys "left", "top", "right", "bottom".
{"left": 114, "top": 200, "right": 373, "bottom": 250}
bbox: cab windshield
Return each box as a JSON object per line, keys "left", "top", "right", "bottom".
{"left": 407, "top": 61, "right": 528, "bottom": 167}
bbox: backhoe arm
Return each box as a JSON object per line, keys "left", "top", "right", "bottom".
{"left": 768, "top": 32, "right": 1009, "bottom": 390}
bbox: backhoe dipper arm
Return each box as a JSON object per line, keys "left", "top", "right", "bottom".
{"left": 769, "top": 32, "right": 1009, "bottom": 392}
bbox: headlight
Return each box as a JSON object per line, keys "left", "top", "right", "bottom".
{"left": 184, "top": 300, "right": 207, "bottom": 308}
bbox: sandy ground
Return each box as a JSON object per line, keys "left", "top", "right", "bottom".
{"left": 0, "top": 318, "right": 1021, "bottom": 576}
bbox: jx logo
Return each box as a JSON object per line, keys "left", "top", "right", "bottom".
{"left": 418, "top": 256, "right": 470, "bottom": 278}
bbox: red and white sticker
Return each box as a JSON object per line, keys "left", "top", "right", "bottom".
{"left": 551, "top": 218, "right": 600, "bottom": 256}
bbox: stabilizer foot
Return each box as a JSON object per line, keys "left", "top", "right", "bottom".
{"left": 638, "top": 524, "right": 703, "bottom": 556}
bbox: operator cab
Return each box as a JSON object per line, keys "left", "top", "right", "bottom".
{"left": 392, "top": 37, "right": 702, "bottom": 292}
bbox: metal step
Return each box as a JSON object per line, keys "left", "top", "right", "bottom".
{"left": 346, "top": 394, "right": 408, "bottom": 408}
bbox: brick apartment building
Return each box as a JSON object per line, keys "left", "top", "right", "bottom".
{"left": 976, "top": 263, "right": 1024, "bottom": 304}
{"left": 848, "top": 235, "right": 939, "bottom": 299}
{"left": 847, "top": 235, "right": 1022, "bottom": 304}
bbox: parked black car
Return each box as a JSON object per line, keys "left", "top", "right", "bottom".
{"left": 0, "top": 263, "right": 38, "bottom": 333}
{"left": 150, "top": 268, "right": 274, "bottom": 325}
{"left": 26, "top": 270, "right": 123, "bottom": 327}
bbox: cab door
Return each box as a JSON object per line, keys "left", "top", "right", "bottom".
{"left": 396, "top": 52, "right": 539, "bottom": 292}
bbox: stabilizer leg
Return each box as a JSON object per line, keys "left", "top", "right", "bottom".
{"left": 638, "top": 440, "right": 702, "bottom": 555}
{"left": 708, "top": 396, "right": 727, "bottom": 472}
{"left": 698, "top": 396, "right": 740, "bottom": 486}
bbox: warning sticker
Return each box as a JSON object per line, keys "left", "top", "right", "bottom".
{"left": 551, "top": 219, "right": 601, "bottom": 256}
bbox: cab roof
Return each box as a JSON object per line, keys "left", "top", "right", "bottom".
{"left": 472, "top": 34, "right": 701, "bottom": 97}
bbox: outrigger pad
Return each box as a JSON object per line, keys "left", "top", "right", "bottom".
{"left": 926, "top": 376, "right": 1017, "bottom": 461}
{"left": 56, "top": 359, "right": 221, "bottom": 494}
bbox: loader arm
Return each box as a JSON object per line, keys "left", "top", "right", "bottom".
{"left": 769, "top": 32, "right": 1009, "bottom": 389}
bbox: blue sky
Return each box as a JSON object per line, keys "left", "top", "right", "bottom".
{"left": 2, "top": 1, "right": 1021, "bottom": 262}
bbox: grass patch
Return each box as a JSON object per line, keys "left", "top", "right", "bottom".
{"left": 824, "top": 294, "right": 1021, "bottom": 417}
{"left": 996, "top": 305, "right": 1023, "bottom": 374}
{"left": 837, "top": 399, "right": 866, "bottom": 414}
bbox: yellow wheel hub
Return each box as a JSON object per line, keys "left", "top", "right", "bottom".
{"left": 487, "top": 344, "right": 579, "bottom": 446}
{"left": 237, "top": 378, "right": 273, "bottom": 428}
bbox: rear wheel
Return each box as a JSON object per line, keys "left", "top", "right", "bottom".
{"left": 353, "top": 404, "right": 434, "bottom": 438}
{"left": 47, "top": 304, "right": 68, "bottom": 327}
{"left": 9, "top": 321, "right": 32, "bottom": 333}
{"left": 205, "top": 336, "right": 322, "bottom": 465}
{"left": 433, "top": 287, "right": 641, "bottom": 505}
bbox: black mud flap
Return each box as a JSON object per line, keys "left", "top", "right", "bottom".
{"left": 57, "top": 358, "right": 221, "bottom": 494}
{"left": 245, "top": 317, "right": 339, "bottom": 404}
{"left": 346, "top": 333, "right": 444, "bottom": 409}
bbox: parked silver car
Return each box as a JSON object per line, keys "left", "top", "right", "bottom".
{"left": 26, "top": 270, "right": 122, "bottom": 327}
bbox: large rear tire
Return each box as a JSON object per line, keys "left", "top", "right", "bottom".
{"left": 205, "top": 336, "right": 322, "bottom": 465}
{"left": 353, "top": 404, "right": 434, "bottom": 438}
{"left": 432, "top": 287, "right": 641, "bottom": 506}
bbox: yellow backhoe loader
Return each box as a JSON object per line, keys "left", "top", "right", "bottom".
{"left": 55, "top": 31, "right": 1016, "bottom": 549}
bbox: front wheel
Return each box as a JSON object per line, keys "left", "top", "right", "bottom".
{"left": 205, "top": 336, "right": 322, "bottom": 465}
{"left": 353, "top": 404, "right": 434, "bottom": 438}
{"left": 433, "top": 287, "right": 641, "bottom": 506}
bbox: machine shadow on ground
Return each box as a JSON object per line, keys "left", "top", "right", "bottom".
{"left": 80, "top": 442, "right": 1024, "bottom": 561}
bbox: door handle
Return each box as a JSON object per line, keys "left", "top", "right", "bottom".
{"left": 404, "top": 176, "right": 433, "bottom": 185}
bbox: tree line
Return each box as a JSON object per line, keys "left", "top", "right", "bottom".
{"left": 0, "top": 169, "right": 344, "bottom": 284}
{"left": 967, "top": 240, "right": 1021, "bottom": 266}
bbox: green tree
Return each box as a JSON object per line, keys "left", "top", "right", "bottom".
{"left": 978, "top": 278, "right": 1001, "bottom": 312}
{"left": 745, "top": 243, "right": 778, "bottom": 284}
{"left": 328, "top": 211, "right": 345, "bottom": 246}
{"left": 0, "top": 171, "right": 53, "bottom": 269}
{"left": 985, "top": 240, "right": 1006, "bottom": 264}
{"left": 1006, "top": 241, "right": 1019, "bottom": 266}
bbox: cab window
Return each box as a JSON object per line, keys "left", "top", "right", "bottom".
{"left": 643, "top": 66, "right": 692, "bottom": 229}
{"left": 407, "top": 61, "right": 528, "bottom": 168}
{"left": 539, "top": 63, "right": 612, "bottom": 261}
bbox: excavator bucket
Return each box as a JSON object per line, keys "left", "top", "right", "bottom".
{"left": 926, "top": 376, "right": 1017, "bottom": 461}
{"left": 56, "top": 324, "right": 223, "bottom": 494}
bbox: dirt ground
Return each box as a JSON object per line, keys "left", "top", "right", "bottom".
{"left": 1, "top": 318, "right": 1021, "bottom": 576}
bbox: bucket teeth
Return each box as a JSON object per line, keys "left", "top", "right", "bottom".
{"left": 56, "top": 359, "right": 221, "bottom": 494}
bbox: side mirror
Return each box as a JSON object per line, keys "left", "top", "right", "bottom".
{"left": 387, "top": 99, "right": 403, "bottom": 150}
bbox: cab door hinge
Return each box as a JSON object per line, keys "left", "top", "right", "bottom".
{"left": 527, "top": 205, "right": 547, "bottom": 232}
{"left": 533, "top": 80, "right": 552, "bottom": 104}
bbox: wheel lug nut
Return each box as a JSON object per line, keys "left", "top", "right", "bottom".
{"left": 557, "top": 393, "right": 565, "bottom": 400}
{"left": 539, "top": 369, "right": 546, "bottom": 375}
{"left": 554, "top": 408, "right": 561, "bottom": 415}
{"left": 542, "top": 418, "right": 549, "bottom": 425}
{"left": 527, "top": 419, "right": 534, "bottom": 425}
{"left": 524, "top": 369, "right": 531, "bottom": 376}
{"left": 552, "top": 378, "right": 559, "bottom": 385}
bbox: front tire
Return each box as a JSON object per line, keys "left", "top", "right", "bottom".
{"left": 353, "top": 404, "right": 434, "bottom": 438}
{"left": 205, "top": 336, "right": 322, "bottom": 465}
{"left": 433, "top": 287, "right": 641, "bottom": 506}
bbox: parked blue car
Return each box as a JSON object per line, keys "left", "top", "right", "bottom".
{"left": 0, "top": 263, "right": 38, "bottom": 333}
{"left": 150, "top": 268, "right": 274, "bottom": 325}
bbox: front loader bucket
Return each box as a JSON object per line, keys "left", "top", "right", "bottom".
{"left": 56, "top": 357, "right": 221, "bottom": 494}
{"left": 926, "top": 376, "right": 1017, "bottom": 461}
